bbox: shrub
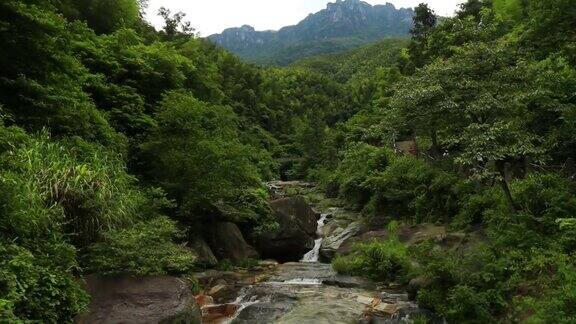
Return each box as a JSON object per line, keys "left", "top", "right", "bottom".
{"left": 82, "top": 217, "right": 196, "bottom": 276}
{"left": 412, "top": 244, "right": 506, "bottom": 323}
{"left": 514, "top": 261, "right": 576, "bottom": 323}
{"left": 366, "top": 154, "right": 467, "bottom": 223}
{"left": 0, "top": 243, "right": 89, "bottom": 323}
{"left": 460, "top": 173, "right": 576, "bottom": 249}
{"left": 0, "top": 128, "right": 193, "bottom": 320}
{"left": 0, "top": 131, "right": 146, "bottom": 245}
{"left": 332, "top": 230, "right": 411, "bottom": 282}
{"left": 332, "top": 143, "right": 391, "bottom": 208}
{"left": 333, "top": 240, "right": 411, "bottom": 282}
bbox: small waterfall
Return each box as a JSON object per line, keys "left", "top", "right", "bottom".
{"left": 301, "top": 213, "right": 328, "bottom": 263}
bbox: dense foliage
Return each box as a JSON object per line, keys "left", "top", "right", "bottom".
{"left": 1, "top": 0, "right": 575, "bottom": 322}
{"left": 316, "top": 0, "right": 576, "bottom": 322}
{"left": 0, "top": 0, "right": 346, "bottom": 321}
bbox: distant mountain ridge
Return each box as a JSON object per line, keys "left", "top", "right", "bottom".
{"left": 208, "top": 0, "right": 414, "bottom": 65}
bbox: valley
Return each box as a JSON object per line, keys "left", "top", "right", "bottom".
{"left": 1, "top": 0, "right": 575, "bottom": 323}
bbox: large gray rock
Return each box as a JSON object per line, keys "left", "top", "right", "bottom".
{"left": 231, "top": 286, "right": 298, "bottom": 323}
{"left": 255, "top": 197, "right": 319, "bottom": 262}
{"left": 271, "top": 196, "right": 319, "bottom": 236}
{"left": 76, "top": 275, "right": 201, "bottom": 324}
{"left": 319, "top": 221, "right": 362, "bottom": 261}
{"left": 189, "top": 237, "right": 218, "bottom": 267}
{"left": 207, "top": 222, "right": 259, "bottom": 262}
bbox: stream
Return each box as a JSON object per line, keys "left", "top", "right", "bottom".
{"left": 204, "top": 205, "right": 425, "bottom": 324}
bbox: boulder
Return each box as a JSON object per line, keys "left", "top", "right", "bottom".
{"left": 189, "top": 237, "right": 218, "bottom": 267}
{"left": 271, "top": 196, "right": 319, "bottom": 235}
{"left": 232, "top": 287, "right": 297, "bottom": 323}
{"left": 319, "top": 221, "right": 362, "bottom": 261}
{"left": 334, "top": 224, "right": 448, "bottom": 259}
{"left": 336, "top": 229, "right": 389, "bottom": 257}
{"left": 255, "top": 197, "right": 319, "bottom": 262}
{"left": 76, "top": 275, "right": 201, "bottom": 324}
{"left": 207, "top": 222, "right": 259, "bottom": 262}
{"left": 322, "top": 275, "right": 373, "bottom": 289}
{"left": 407, "top": 277, "right": 430, "bottom": 301}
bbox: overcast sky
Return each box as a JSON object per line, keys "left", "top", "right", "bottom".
{"left": 145, "top": 0, "right": 462, "bottom": 36}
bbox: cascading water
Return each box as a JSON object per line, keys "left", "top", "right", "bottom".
{"left": 301, "top": 213, "right": 328, "bottom": 263}
{"left": 202, "top": 189, "right": 425, "bottom": 323}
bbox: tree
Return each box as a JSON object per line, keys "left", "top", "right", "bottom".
{"left": 158, "top": 7, "right": 195, "bottom": 40}
{"left": 57, "top": 0, "right": 140, "bottom": 34}
{"left": 408, "top": 3, "right": 437, "bottom": 68}
{"left": 392, "top": 43, "right": 552, "bottom": 211}
{"left": 457, "top": 0, "right": 489, "bottom": 20}
{"left": 139, "top": 91, "right": 272, "bottom": 228}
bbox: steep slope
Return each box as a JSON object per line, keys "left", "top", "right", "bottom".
{"left": 208, "top": 0, "right": 413, "bottom": 65}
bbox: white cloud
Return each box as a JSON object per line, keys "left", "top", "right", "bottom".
{"left": 145, "top": 0, "right": 462, "bottom": 36}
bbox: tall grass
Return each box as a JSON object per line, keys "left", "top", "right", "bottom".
{"left": 0, "top": 131, "right": 142, "bottom": 245}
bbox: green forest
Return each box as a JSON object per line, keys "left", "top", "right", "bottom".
{"left": 1, "top": 0, "right": 575, "bottom": 323}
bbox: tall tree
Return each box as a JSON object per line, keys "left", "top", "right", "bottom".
{"left": 407, "top": 3, "right": 437, "bottom": 69}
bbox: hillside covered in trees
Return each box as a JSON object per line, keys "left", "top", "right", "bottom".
{"left": 1, "top": 0, "right": 576, "bottom": 323}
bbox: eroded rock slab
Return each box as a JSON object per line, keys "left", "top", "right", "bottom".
{"left": 76, "top": 275, "right": 201, "bottom": 324}
{"left": 320, "top": 221, "right": 362, "bottom": 261}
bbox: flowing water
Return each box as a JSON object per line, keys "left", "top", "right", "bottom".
{"left": 301, "top": 213, "right": 328, "bottom": 263}
{"left": 207, "top": 197, "right": 425, "bottom": 324}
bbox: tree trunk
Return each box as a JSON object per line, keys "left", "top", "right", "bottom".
{"left": 496, "top": 161, "right": 516, "bottom": 214}
{"left": 430, "top": 131, "right": 439, "bottom": 157}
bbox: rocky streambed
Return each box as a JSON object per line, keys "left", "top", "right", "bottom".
{"left": 197, "top": 182, "right": 430, "bottom": 324}
{"left": 76, "top": 182, "right": 453, "bottom": 323}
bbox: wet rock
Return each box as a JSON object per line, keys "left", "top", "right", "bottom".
{"left": 207, "top": 222, "right": 259, "bottom": 262}
{"left": 233, "top": 302, "right": 293, "bottom": 323}
{"left": 272, "top": 196, "right": 319, "bottom": 235}
{"left": 255, "top": 197, "right": 319, "bottom": 262}
{"left": 369, "top": 316, "right": 396, "bottom": 324}
{"left": 76, "top": 275, "right": 201, "bottom": 324}
{"left": 395, "top": 306, "right": 441, "bottom": 323}
{"left": 189, "top": 237, "right": 218, "bottom": 267}
{"left": 319, "top": 221, "right": 362, "bottom": 261}
{"left": 356, "top": 295, "right": 376, "bottom": 305}
{"left": 195, "top": 270, "right": 243, "bottom": 287}
{"left": 373, "top": 302, "right": 399, "bottom": 316}
{"left": 232, "top": 287, "right": 298, "bottom": 324}
{"left": 258, "top": 260, "right": 279, "bottom": 269}
{"left": 206, "top": 283, "right": 238, "bottom": 303}
{"left": 271, "top": 262, "right": 336, "bottom": 283}
{"left": 195, "top": 294, "right": 214, "bottom": 308}
{"left": 380, "top": 291, "right": 409, "bottom": 304}
{"left": 323, "top": 275, "right": 374, "bottom": 289}
{"left": 202, "top": 303, "right": 240, "bottom": 323}
{"left": 208, "top": 284, "right": 228, "bottom": 296}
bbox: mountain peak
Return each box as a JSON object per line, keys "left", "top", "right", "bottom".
{"left": 208, "top": 1, "right": 413, "bottom": 65}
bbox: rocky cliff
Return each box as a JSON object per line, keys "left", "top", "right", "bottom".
{"left": 208, "top": 0, "right": 413, "bottom": 65}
